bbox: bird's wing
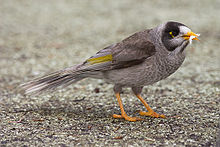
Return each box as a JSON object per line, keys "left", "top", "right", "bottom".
{"left": 81, "top": 29, "right": 156, "bottom": 71}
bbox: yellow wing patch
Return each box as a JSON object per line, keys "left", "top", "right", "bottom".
{"left": 87, "top": 54, "right": 113, "bottom": 65}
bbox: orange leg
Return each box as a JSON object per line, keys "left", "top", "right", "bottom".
{"left": 113, "top": 93, "right": 143, "bottom": 121}
{"left": 136, "top": 94, "right": 166, "bottom": 118}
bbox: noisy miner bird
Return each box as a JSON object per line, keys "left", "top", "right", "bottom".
{"left": 21, "top": 21, "right": 200, "bottom": 121}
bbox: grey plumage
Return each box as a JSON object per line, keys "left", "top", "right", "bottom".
{"left": 20, "top": 66, "right": 84, "bottom": 94}
{"left": 21, "top": 21, "right": 191, "bottom": 94}
{"left": 20, "top": 21, "right": 199, "bottom": 121}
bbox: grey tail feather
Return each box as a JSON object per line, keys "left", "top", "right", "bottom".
{"left": 20, "top": 66, "right": 85, "bottom": 95}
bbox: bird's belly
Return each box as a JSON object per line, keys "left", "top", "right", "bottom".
{"left": 103, "top": 56, "right": 184, "bottom": 87}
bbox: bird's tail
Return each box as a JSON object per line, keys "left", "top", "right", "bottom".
{"left": 20, "top": 65, "right": 85, "bottom": 95}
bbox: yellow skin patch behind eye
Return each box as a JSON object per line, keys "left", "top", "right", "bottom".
{"left": 169, "top": 32, "right": 175, "bottom": 38}
{"left": 87, "top": 54, "right": 113, "bottom": 65}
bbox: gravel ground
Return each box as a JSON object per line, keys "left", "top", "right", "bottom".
{"left": 0, "top": 0, "right": 220, "bottom": 146}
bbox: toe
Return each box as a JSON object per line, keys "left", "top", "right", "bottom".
{"left": 123, "top": 115, "right": 143, "bottom": 121}
{"left": 112, "top": 114, "right": 124, "bottom": 119}
{"left": 112, "top": 114, "right": 143, "bottom": 121}
{"left": 139, "top": 111, "right": 166, "bottom": 118}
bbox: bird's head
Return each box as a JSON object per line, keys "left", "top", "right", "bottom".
{"left": 159, "top": 21, "right": 199, "bottom": 53}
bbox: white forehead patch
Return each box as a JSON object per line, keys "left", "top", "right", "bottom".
{"left": 179, "top": 26, "right": 191, "bottom": 34}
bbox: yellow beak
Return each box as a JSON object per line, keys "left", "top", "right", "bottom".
{"left": 182, "top": 31, "right": 200, "bottom": 41}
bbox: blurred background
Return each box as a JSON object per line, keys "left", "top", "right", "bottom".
{"left": 0, "top": 0, "right": 219, "bottom": 146}
{"left": 0, "top": 0, "right": 219, "bottom": 77}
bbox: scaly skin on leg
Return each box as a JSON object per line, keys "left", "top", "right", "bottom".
{"left": 136, "top": 94, "right": 166, "bottom": 118}
{"left": 113, "top": 93, "right": 143, "bottom": 121}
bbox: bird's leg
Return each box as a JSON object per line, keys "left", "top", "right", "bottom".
{"left": 136, "top": 94, "right": 166, "bottom": 118}
{"left": 113, "top": 93, "right": 143, "bottom": 121}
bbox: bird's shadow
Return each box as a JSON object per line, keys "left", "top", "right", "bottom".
{"left": 8, "top": 97, "right": 120, "bottom": 121}
{"left": 9, "top": 96, "right": 154, "bottom": 122}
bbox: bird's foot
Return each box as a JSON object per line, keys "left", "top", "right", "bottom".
{"left": 139, "top": 111, "right": 166, "bottom": 118}
{"left": 113, "top": 114, "right": 143, "bottom": 122}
